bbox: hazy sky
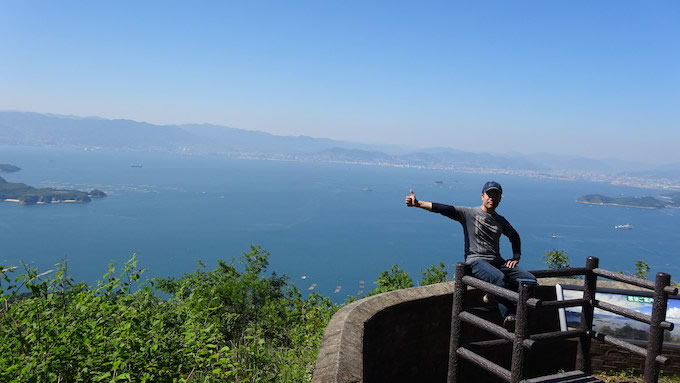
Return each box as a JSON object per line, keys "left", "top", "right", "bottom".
{"left": 2, "top": 1, "right": 678, "bottom": 163}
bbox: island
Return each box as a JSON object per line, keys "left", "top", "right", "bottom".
{"left": 0, "top": 176, "right": 106, "bottom": 205}
{"left": 576, "top": 194, "right": 670, "bottom": 209}
{"left": 0, "top": 164, "right": 21, "bottom": 173}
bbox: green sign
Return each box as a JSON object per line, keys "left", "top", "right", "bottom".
{"left": 626, "top": 296, "right": 653, "bottom": 304}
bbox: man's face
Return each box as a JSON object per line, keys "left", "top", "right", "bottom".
{"left": 482, "top": 189, "right": 502, "bottom": 211}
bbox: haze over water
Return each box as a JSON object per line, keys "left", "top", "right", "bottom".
{"left": 2, "top": 145, "right": 679, "bottom": 301}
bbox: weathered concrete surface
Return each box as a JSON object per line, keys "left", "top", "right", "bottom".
{"left": 311, "top": 282, "right": 455, "bottom": 383}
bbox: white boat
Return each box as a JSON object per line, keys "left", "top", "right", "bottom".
{"left": 615, "top": 224, "right": 632, "bottom": 230}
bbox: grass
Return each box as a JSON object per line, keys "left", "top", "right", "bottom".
{"left": 594, "top": 369, "right": 680, "bottom": 382}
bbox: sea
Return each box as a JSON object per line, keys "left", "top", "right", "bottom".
{"left": 2, "top": 145, "right": 679, "bottom": 302}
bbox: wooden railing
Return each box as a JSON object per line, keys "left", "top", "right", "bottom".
{"left": 446, "top": 256, "right": 678, "bottom": 383}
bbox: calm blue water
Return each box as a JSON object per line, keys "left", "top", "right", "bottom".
{"left": 2, "top": 146, "right": 679, "bottom": 302}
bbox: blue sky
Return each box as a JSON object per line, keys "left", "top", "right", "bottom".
{"left": 1, "top": 1, "right": 678, "bottom": 163}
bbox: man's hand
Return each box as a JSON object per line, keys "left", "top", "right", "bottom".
{"left": 505, "top": 259, "right": 519, "bottom": 269}
{"left": 405, "top": 189, "right": 418, "bottom": 207}
{"left": 405, "top": 190, "right": 433, "bottom": 210}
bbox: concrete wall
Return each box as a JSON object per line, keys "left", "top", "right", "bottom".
{"left": 312, "top": 278, "right": 679, "bottom": 383}
{"left": 312, "top": 282, "right": 455, "bottom": 383}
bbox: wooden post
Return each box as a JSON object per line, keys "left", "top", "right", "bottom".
{"left": 447, "top": 262, "right": 469, "bottom": 383}
{"left": 510, "top": 281, "right": 534, "bottom": 383}
{"left": 644, "top": 272, "right": 671, "bottom": 383}
{"left": 576, "top": 256, "right": 598, "bottom": 373}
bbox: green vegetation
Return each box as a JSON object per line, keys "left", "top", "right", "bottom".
{"left": 89, "top": 189, "right": 108, "bottom": 198}
{"left": 0, "top": 246, "right": 338, "bottom": 382}
{"left": 0, "top": 176, "right": 106, "bottom": 204}
{"left": 366, "top": 264, "right": 413, "bottom": 296}
{"left": 360, "top": 262, "right": 451, "bottom": 297}
{"left": 0, "top": 251, "right": 454, "bottom": 382}
{"left": 343, "top": 263, "right": 449, "bottom": 304}
{"left": 577, "top": 191, "right": 680, "bottom": 209}
{"left": 542, "top": 249, "right": 657, "bottom": 282}
{"left": 542, "top": 249, "right": 578, "bottom": 279}
{"left": 576, "top": 194, "right": 667, "bottom": 209}
{"left": 421, "top": 262, "right": 449, "bottom": 286}
{"left": 596, "top": 370, "right": 680, "bottom": 383}
{"left": 3, "top": 248, "right": 669, "bottom": 382}
{"left": 0, "top": 164, "right": 21, "bottom": 172}
{"left": 634, "top": 260, "right": 650, "bottom": 279}
{"left": 542, "top": 249, "right": 570, "bottom": 270}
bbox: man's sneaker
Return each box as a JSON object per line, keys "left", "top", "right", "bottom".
{"left": 503, "top": 315, "right": 516, "bottom": 332}
{"left": 482, "top": 294, "right": 494, "bottom": 304}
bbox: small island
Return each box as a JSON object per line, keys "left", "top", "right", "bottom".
{"left": 577, "top": 193, "right": 678, "bottom": 209}
{"left": 0, "top": 164, "right": 22, "bottom": 173}
{"left": 0, "top": 176, "right": 106, "bottom": 205}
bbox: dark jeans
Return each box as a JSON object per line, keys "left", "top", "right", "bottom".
{"left": 468, "top": 258, "right": 536, "bottom": 318}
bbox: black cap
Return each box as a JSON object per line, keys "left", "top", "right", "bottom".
{"left": 482, "top": 181, "right": 502, "bottom": 194}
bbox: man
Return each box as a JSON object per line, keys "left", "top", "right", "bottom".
{"left": 405, "top": 181, "right": 536, "bottom": 330}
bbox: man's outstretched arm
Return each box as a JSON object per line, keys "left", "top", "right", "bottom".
{"left": 405, "top": 189, "right": 433, "bottom": 211}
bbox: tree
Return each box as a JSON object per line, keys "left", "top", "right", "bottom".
{"left": 421, "top": 262, "right": 449, "bottom": 286}
{"left": 367, "top": 265, "right": 413, "bottom": 296}
{"left": 634, "top": 260, "right": 650, "bottom": 279}
{"left": 542, "top": 249, "right": 570, "bottom": 270}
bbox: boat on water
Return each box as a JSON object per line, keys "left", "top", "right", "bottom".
{"left": 308, "top": 283, "right": 317, "bottom": 291}
{"left": 615, "top": 224, "right": 633, "bottom": 230}
{"left": 357, "top": 280, "right": 365, "bottom": 295}
{"left": 130, "top": 164, "right": 143, "bottom": 168}
{"left": 334, "top": 285, "right": 342, "bottom": 294}
{"left": 551, "top": 233, "right": 558, "bottom": 239}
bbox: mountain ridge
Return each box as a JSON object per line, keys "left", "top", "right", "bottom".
{"left": 2, "top": 111, "right": 679, "bottom": 186}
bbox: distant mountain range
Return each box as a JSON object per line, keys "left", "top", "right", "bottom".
{"left": 0, "top": 111, "right": 396, "bottom": 155}
{"left": 1, "top": 111, "right": 678, "bottom": 184}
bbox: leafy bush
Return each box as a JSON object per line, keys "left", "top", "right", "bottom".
{"left": 542, "top": 249, "right": 570, "bottom": 270}
{"left": 421, "top": 262, "right": 449, "bottom": 286}
{"left": 1, "top": 249, "right": 466, "bottom": 382}
{"left": 367, "top": 264, "right": 413, "bottom": 296}
{"left": 0, "top": 246, "right": 338, "bottom": 382}
{"left": 634, "top": 260, "right": 650, "bottom": 279}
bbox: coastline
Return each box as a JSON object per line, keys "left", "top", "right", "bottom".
{"left": 226, "top": 154, "right": 680, "bottom": 192}
{"left": 576, "top": 201, "right": 662, "bottom": 209}
{"left": 3, "top": 198, "right": 81, "bottom": 204}
{"left": 3, "top": 144, "right": 680, "bottom": 191}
